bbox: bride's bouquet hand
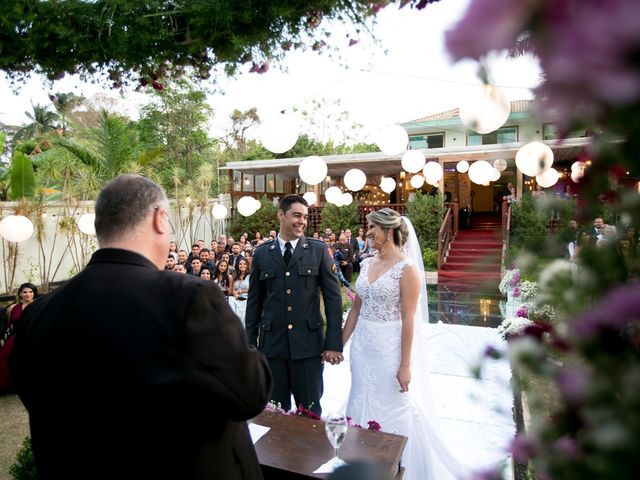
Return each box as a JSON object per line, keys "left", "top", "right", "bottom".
{"left": 396, "top": 365, "right": 411, "bottom": 393}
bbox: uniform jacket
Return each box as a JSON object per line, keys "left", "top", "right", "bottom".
{"left": 245, "top": 237, "right": 342, "bottom": 360}
{"left": 10, "top": 248, "right": 272, "bottom": 480}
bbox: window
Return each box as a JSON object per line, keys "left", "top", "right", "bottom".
{"left": 468, "top": 126, "right": 518, "bottom": 145}
{"left": 543, "top": 123, "right": 588, "bottom": 140}
{"left": 242, "top": 173, "right": 254, "bottom": 191}
{"left": 275, "top": 174, "right": 285, "bottom": 193}
{"left": 409, "top": 133, "right": 444, "bottom": 149}
{"left": 266, "top": 174, "right": 275, "bottom": 193}
{"left": 254, "top": 174, "right": 265, "bottom": 192}
{"left": 233, "top": 171, "right": 242, "bottom": 191}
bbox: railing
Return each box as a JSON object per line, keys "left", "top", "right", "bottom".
{"left": 437, "top": 202, "right": 458, "bottom": 270}
{"left": 501, "top": 200, "right": 512, "bottom": 272}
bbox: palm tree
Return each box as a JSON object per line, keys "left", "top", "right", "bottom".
{"left": 14, "top": 104, "right": 60, "bottom": 140}
{"left": 50, "top": 92, "right": 84, "bottom": 134}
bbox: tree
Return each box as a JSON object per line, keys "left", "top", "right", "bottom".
{"left": 14, "top": 104, "right": 59, "bottom": 141}
{"left": 0, "top": 0, "right": 417, "bottom": 87}
{"left": 228, "top": 197, "right": 279, "bottom": 240}
{"left": 319, "top": 202, "right": 360, "bottom": 234}
{"left": 49, "top": 92, "right": 84, "bottom": 134}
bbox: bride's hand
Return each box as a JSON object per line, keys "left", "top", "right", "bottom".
{"left": 396, "top": 365, "right": 411, "bottom": 393}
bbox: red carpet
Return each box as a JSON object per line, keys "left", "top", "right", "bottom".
{"left": 438, "top": 213, "right": 503, "bottom": 293}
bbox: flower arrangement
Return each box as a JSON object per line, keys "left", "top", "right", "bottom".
{"left": 497, "top": 316, "right": 535, "bottom": 341}
{"left": 499, "top": 269, "right": 521, "bottom": 295}
{"left": 518, "top": 281, "right": 539, "bottom": 303}
{"left": 264, "top": 402, "right": 381, "bottom": 431}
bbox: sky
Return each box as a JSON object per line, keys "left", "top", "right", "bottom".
{"left": 0, "top": 0, "right": 541, "bottom": 145}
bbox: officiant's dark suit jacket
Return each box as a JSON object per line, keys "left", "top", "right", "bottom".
{"left": 10, "top": 248, "right": 272, "bottom": 480}
{"left": 245, "top": 237, "right": 342, "bottom": 360}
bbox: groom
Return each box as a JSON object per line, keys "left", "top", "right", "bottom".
{"left": 246, "top": 194, "right": 343, "bottom": 416}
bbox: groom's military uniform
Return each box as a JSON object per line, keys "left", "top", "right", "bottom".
{"left": 246, "top": 236, "right": 342, "bottom": 415}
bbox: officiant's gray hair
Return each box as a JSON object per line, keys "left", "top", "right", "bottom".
{"left": 366, "top": 208, "right": 409, "bottom": 247}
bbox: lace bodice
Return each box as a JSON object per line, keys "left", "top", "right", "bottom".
{"left": 355, "top": 257, "right": 413, "bottom": 323}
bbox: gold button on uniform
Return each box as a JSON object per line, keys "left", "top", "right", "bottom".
{"left": 287, "top": 306, "right": 292, "bottom": 311}
{"left": 285, "top": 272, "right": 291, "bottom": 277}
{"left": 288, "top": 324, "right": 293, "bottom": 330}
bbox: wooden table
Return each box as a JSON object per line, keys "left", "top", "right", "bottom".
{"left": 251, "top": 411, "right": 407, "bottom": 479}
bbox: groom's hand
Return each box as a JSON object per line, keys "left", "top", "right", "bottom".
{"left": 322, "top": 351, "right": 344, "bottom": 365}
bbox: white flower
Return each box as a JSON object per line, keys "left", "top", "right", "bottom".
{"left": 498, "top": 316, "right": 535, "bottom": 340}
{"left": 519, "top": 280, "right": 539, "bottom": 303}
{"left": 499, "top": 269, "right": 520, "bottom": 295}
{"left": 539, "top": 259, "right": 573, "bottom": 291}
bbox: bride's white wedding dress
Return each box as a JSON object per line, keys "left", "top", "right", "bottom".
{"left": 346, "top": 257, "right": 467, "bottom": 480}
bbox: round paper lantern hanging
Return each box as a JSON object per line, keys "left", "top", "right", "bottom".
{"left": 456, "top": 160, "right": 470, "bottom": 173}
{"left": 401, "top": 150, "right": 426, "bottom": 173}
{"left": 493, "top": 158, "right": 507, "bottom": 172}
{"left": 515, "top": 142, "right": 554, "bottom": 177}
{"left": 77, "top": 213, "right": 96, "bottom": 235}
{"left": 0, "top": 215, "right": 34, "bottom": 243}
{"left": 536, "top": 168, "right": 559, "bottom": 188}
{"left": 341, "top": 192, "right": 353, "bottom": 206}
{"left": 570, "top": 171, "right": 583, "bottom": 183}
{"left": 468, "top": 160, "right": 493, "bottom": 185}
{"left": 298, "top": 156, "right": 328, "bottom": 185}
{"left": 212, "top": 204, "right": 228, "bottom": 219}
{"left": 459, "top": 83, "right": 511, "bottom": 134}
{"left": 343, "top": 169, "right": 367, "bottom": 191}
{"left": 325, "top": 186, "right": 343, "bottom": 204}
{"left": 302, "top": 191, "right": 317, "bottom": 205}
{"left": 251, "top": 198, "right": 261, "bottom": 214}
{"left": 376, "top": 125, "right": 409, "bottom": 156}
{"left": 380, "top": 177, "right": 396, "bottom": 194}
{"left": 423, "top": 162, "right": 443, "bottom": 185}
{"left": 258, "top": 114, "right": 299, "bottom": 154}
{"left": 237, "top": 196, "right": 258, "bottom": 217}
{"left": 489, "top": 167, "right": 501, "bottom": 182}
{"left": 571, "top": 161, "right": 586, "bottom": 173}
{"left": 410, "top": 174, "right": 425, "bottom": 189}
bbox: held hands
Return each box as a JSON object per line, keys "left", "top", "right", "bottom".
{"left": 396, "top": 365, "right": 411, "bottom": 393}
{"left": 322, "top": 350, "right": 344, "bottom": 366}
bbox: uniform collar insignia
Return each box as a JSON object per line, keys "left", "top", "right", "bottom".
{"left": 302, "top": 243, "right": 308, "bottom": 249}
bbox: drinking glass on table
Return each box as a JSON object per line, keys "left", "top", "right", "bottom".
{"left": 325, "top": 412, "right": 348, "bottom": 462}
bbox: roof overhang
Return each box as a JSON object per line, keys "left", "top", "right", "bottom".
{"left": 221, "top": 137, "right": 591, "bottom": 179}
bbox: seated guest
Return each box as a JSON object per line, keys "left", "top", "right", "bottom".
{"left": 251, "top": 231, "right": 263, "bottom": 246}
{"left": 165, "top": 255, "right": 176, "bottom": 270}
{"left": 186, "top": 244, "right": 200, "bottom": 264}
{"left": 198, "top": 248, "right": 216, "bottom": 271}
{"left": 199, "top": 267, "right": 212, "bottom": 280}
{"left": 189, "top": 258, "right": 203, "bottom": 276}
{"left": 231, "top": 258, "right": 250, "bottom": 326}
{"left": 173, "top": 264, "right": 186, "bottom": 274}
{"left": 214, "top": 260, "right": 234, "bottom": 300}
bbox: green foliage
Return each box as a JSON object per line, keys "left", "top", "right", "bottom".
{"left": 9, "top": 151, "right": 36, "bottom": 199}
{"left": 510, "top": 194, "right": 549, "bottom": 252}
{"left": 228, "top": 197, "right": 279, "bottom": 240}
{"left": 422, "top": 246, "right": 438, "bottom": 271}
{"left": 0, "top": 0, "right": 383, "bottom": 87}
{"left": 405, "top": 192, "right": 445, "bottom": 252}
{"left": 14, "top": 140, "right": 40, "bottom": 156}
{"left": 14, "top": 104, "right": 59, "bottom": 140}
{"left": 319, "top": 202, "right": 360, "bottom": 235}
{"left": 9, "top": 437, "right": 37, "bottom": 480}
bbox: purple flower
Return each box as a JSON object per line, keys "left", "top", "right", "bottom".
{"left": 557, "top": 367, "right": 590, "bottom": 404}
{"left": 512, "top": 271, "right": 521, "bottom": 287}
{"left": 554, "top": 436, "right": 583, "bottom": 459}
{"left": 367, "top": 420, "right": 381, "bottom": 431}
{"left": 512, "top": 286, "right": 520, "bottom": 298}
{"left": 508, "top": 434, "right": 538, "bottom": 462}
{"left": 484, "top": 345, "right": 502, "bottom": 359}
{"left": 516, "top": 305, "right": 528, "bottom": 318}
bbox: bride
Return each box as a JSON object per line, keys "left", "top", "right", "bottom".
{"left": 342, "top": 208, "right": 467, "bottom": 480}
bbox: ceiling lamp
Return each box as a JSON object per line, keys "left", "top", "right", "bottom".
{"left": 380, "top": 177, "right": 396, "bottom": 194}
{"left": 77, "top": 213, "right": 96, "bottom": 235}
{"left": 423, "top": 161, "right": 443, "bottom": 185}
{"left": 401, "top": 150, "right": 426, "bottom": 173}
{"left": 410, "top": 174, "right": 425, "bottom": 189}
{"left": 376, "top": 124, "right": 409, "bottom": 156}
{"left": 298, "top": 156, "right": 328, "bottom": 185}
{"left": 343, "top": 168, "right": 367, "bottom": 191}
{"left": 258, "top": 113, "right": 299, "bottom": 154}
{"left": 0, "top": 215, "right": 34, "bottom": 243}
{"left": 325, "top": 186, "right": 343, "bottom": 204}
{"left": 493, "top": 158, "right": 507, "bottom": 172}
{"left": 468, "top": 160, "right": 494, "bottom": 185}
{"left": 459, "top": 84, "right": 511, "bottom": 134}
{"left": 212, "top": 204, "right": 228, "bottom": 219}
{"left": 302, "top": 191, "right": 317, "bottom": 205}
{"left": 237, "top": 196, "right": 260, "bottom": 216}
{"left": 536, "top": 168, "right": 559, "bottom": 188}
{"left": 456, "top": 160, "right": 470, "bottom": 173}
{"left": 515, "top": 142, "right": 554, "bottom": 177}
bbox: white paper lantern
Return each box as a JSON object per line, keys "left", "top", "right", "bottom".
{"left": 376, "top": 124, "right": 408, "bottom": 156}
{"left": 401, "top": 150, "right": 426, "bottom": 173}
{"left": 237, "top": 196, "right": 258, "bottom": 216}
{"left": 468, "top": 160, "right": 494, "bottom": 185}
{"left": 0, "top": 215, "right": 34, "bottom": 243}
{"left": 302, "top": 191, "right": 317, "bottom": 205}
{"left": 516, "top": 142, "right": 554, "bottom": 177}
{"left": 489, "top": 167, "right": 501, "bottom": 182}
{"left": 258, "top": 114, "right": 299, "bottom": 154}
{"left": 493, "top": 158, "right": 508, "bottom": 172}
{"left": 77, "top": 213, "right": 96, "bottom": 236}
{"left": 298, "top": 156, "right": 328, "bottom": 186}
{"left": 325, "top": 186, "right": 343, "bottom": 204}
{"left": 571, "top": 171, "right": 583, "bottom": 183}
{"left": 410, "top": 175, "right": 425, "bottom": 189}
{"left": 423, "top": 162, "right": 443, "bottom": 185}
{"left": 536, "top": 168, "right": 559, "bottom": 188}
{"left": 343, "top": 169, "right": 367, "bottom": 191}
{"left": 571, "top": 161, "right": 586, "bottom": 172}
{"left": 459, "top": 84, "right": 511, "bottom": 134}
{"left": 380, "top": 177, "right": 396, "bottom": 194}
{"left": 212, "top": 204, "right": 228, "bottom": 219}
{"left": 341, "top": 192, "right": 353, "bottom": 206}
{"left": 251, "top": 198, "right": 261, "bottom": 214}
{"left": 456, "top": 160, "right": 470, "bottom": 173}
